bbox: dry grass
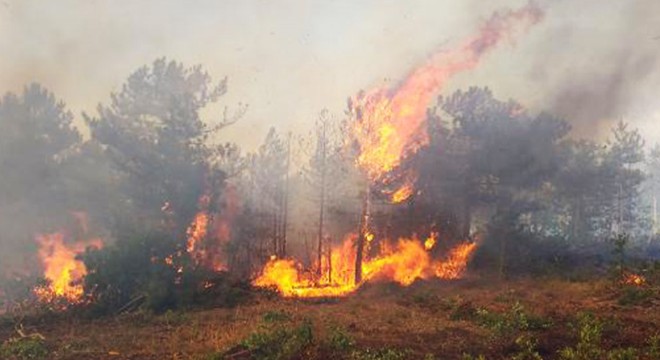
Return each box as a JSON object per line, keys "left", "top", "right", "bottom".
{"left": 1, "top": 276, "right": 658, "bottom": 359}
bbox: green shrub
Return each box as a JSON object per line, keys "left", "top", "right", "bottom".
{"left": 241, "top": 319, "right": 314, "bottom": 360}
{"left": 0, "top": 337, "right": 48, "bottom": 360}
{"left": 511, "top": 335, "right": 543, "bottom": 360}
{"left": 475, "top": 302, "right": 551, "bottom": 336}
{"left": 81, "top": 228, "right": 248, "bottom": 314}
{"left": 606, "top": 348, "right": 638, "bottom": 360}
{"left": 327, "top": 326, "right": 355, "bottom": 352}
{"left": 559, "top": 313, "right": 604, "bottom": 360}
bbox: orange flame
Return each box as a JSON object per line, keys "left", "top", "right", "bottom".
{"left": 434, "top": 242, "right": 478, "bottom": 280}
{"left": 186, "top": 194, "right": 211, "bottom": 256}
{"left": 186, "top": 211, "right": 209, "bottom": 254}
{"left": 253, "top": 235, "right": 477, "bottom": 298}
{"left": 349, "top": 3, "right": 543, "bottom": 202}
{"left": 34, "top": 232, "right": 102, "bottom": 303}
{"left": 185, "top": 185, "right": 239, "bottom": 271}
{"left": 424, "top": 232, "right": 438, "bottom": 250}
{"left": 623, "top": 272, "right": 646, "bottom": 287}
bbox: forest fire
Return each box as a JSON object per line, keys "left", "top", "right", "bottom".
{"left": 348, "top": 2, "right": 543, "bottom": 203}
{"left": 254, "top": 235, "right": 477, "bottom": 297}
{"left": 253, "top": 3, "right": 542, "bottom": 298}
{"left": 34, "top": 233, "right": 102, "bottom": 303}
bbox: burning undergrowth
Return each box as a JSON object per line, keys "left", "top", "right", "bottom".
{"left": 33, "top": 232, "right": 102, "bottom": 304}
{"left": 254, "top": 235, "right": 478, "bottom": 298}
{"left": 0, "top": 2, "right": 560, "bottom": 313}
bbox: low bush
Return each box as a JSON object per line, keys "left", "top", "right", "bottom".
{"left": 240, "top": 319, "right": 314, "bottom": 360}
{"left": 0, "top": 337, "right": 48, "bottom": 360}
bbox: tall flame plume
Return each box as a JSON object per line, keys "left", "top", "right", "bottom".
{"left": 349, "top": 2, "right": 543, "bottom": 203}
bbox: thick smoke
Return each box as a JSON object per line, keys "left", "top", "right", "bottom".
{"left": 526, "top": 0, "right": 660, "bottom": 137}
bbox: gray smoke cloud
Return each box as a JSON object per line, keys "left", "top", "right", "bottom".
{"left": 0, "top": 0, "right": 658, "bottom": 145}
{"left": 528, "top": 0, "right": 660, "bottom": 137}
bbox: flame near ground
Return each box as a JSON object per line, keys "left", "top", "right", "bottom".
{"left": 34, "top": 232, "right": 102, "bottom": 303}
{"left": 254, "top": 235, "right": 477, "bottom": 298}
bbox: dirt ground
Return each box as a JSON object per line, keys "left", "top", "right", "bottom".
{"left": 1, "top": 276, "right": 659, "bottom": 360}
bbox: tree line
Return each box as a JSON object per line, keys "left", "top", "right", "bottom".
{"left": 0, "top": 58, "right": 658, "bottom": 311}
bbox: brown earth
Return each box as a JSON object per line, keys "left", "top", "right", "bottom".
{"left": 1, "top": 276, "right": 659, "bottom": 360}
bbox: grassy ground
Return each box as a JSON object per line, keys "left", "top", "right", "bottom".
{"left": 1, "top": 276, "right": 659, "bottom": 359}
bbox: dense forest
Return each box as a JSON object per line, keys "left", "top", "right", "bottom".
{"left": 0, "top": 56, "right": 658, "bottom": 314}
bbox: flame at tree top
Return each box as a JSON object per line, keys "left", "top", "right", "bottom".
{"left": 34, "top": 232, "right": 102, "bottom": 303}
{"left": 349, "top": 3, "right": 543, "bottom": 203}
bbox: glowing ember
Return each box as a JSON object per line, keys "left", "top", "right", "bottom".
{"left": 34, "top": 232, "right": 102, "bottom": 302}
{"left": 390, "top": 182, "right": 415, "bottom": 203}
{"left": 349, "top": 3, "right": 543, "bottom": 202}
{"left": 253, "top": 235, "right": 477, "bottom": 298}
{"left": 623, "top": 272, "right": 646, "bottom": 286}
{"left": 424, "top": 232, "right": 438, "bottom": 250}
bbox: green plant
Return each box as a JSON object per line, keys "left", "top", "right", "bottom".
{"left": 327, "top": 326, "right": 355, "bottom": 352}
{"left": 606, "top": 348, "right": 638, "bottom": 360}
{"left": 350, "top": 347, "right": 409, "bottom": 360}
{"left": 475, "top": 302, "right": 551, "bottom": 336}
{"left": 461, "top": 354, "right": 486, "bottom": 360}
{"left": 446, "top": 298, "right": 477, "bottom": 321}
{"left": 241, "top": 319, "right": 314, "bottom": 360}
{"left": 0, "top": 337, "right": 48, "bottom": 360}
{"left": 559, "top": 313, "right": 604, "bottom": 360}
{"left": 510, "top": 335, "right": 543, "bottom": 360}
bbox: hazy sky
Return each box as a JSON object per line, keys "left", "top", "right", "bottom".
{"left": 1, "top": 0, "right": 659, "bottom": 149}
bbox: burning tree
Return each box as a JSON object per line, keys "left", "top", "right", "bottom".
{"left": 76, "top": 59, "right": 246, "bottom": 312}
{"left": 345, "top": 2, "right": 544, "bottom": 284}
{"left": 251, "top": 2, "right": 545, "bottom": 297}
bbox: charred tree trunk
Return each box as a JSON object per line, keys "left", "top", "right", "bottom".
{"left": 317, "top": 121, "right": 327, "bottom": 276}
{"left": 272, "top": 210, "right": 279, "bottom": 256}
{"left": 354, "top": 183, "right": 370, "bottom": 285}
{"left": 461, "top": 198, "right": 471, "bottom": 239}
{"left": 281, "top": 132, "right": 291, "bottom": 257}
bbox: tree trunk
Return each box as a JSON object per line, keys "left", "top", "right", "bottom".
{"left": 355, "top": 183, "right": 370, "bottom": 285}
{"left": 317, "top": 122, "right": 327, "bottom": 276}
{"left": 327, "top": 245, "right": 333, "bottom": 283}
{"left": 281, "top": 132, "right": 291, "bottom": 257}
{"left": 461, "top": 198, "right": 471, "bottom": 239}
